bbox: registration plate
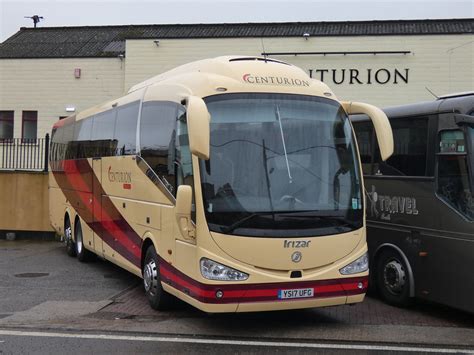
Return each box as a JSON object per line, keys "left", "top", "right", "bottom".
{"left": 278, "top": 288, "right": 314, "bottom": 299}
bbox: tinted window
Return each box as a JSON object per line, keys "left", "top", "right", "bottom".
{"left": 74, "top": 118, "right": 92, "bottom": 141}
{"left": 140, "top": 101, "right": 180, "bottom": 194}
{"left": 0, "top": 111, "right": 14, "bottom": 140}
{"left": 114, "top": 101, "right": 139, "bottom": 155}
{"left": 91, "top": 109, "right": 117, "bottom": 157}
{"left": 22, "top": 111, "right": 37, "bottom": 140}
{"left": 50, "top": 127, "right": 63, "bottom": 162}
{"left": 437, "top": 129, "right": 473, "bottom": 220}
{"left": 353, "top": 121, "right": 374, "bottom": 175}
{"left": 70, "top": 119, "right": 93, "bottom": 159}
{"left": 375, "top": 117, "right": 428, "bottom": 176}
{"left": 91, "top": 109, "right": 116, "bottom": 141}
{"left": 63, "top": 121, "right": 75, "bottom": 159}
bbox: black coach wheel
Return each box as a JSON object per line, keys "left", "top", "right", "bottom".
{"left": 143, "top": 245, "right": 173, "bottom": 310}
{"left": 75, "top": 219, "right": 94, "bottom": 262}
{"left": 376, "top": 249, "right": 413, "bottom": 307}
{"left": 64, "top": 216, "right": 76, "bottom": 257}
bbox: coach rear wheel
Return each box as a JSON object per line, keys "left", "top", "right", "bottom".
{"left": 64, "top": 217, "right": 76, "bottom": 257}
{"left": 143, "top": 246, "right": 173, "bottom": 310}
{"left": 376, "top": 249, "right": 412, "bottom": 307}
{"left": 75, "top": 219, "right": 94, "bottom": 262}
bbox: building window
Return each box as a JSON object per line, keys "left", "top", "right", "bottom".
{"left": 0, "top": 111, "right": 14, "bottom": 141}
{"left": 22, "top": 111, "right": 38, "bottom": 141}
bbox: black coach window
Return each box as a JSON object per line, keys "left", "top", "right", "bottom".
{"left": 140, "top": 101, "right": 179, "bottom": 195}
{"left": 374, "top": 117, "right": 429, "bottom": 176}
{"left": 437, "top": 129, "right": 473, "bottom": 220}
{"left": 114, "top": 101, "right": 139, "bottom": 155}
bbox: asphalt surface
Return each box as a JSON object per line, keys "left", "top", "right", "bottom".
{"left": 1, "top": 239, "right": 473, "bottom": 354}
{"left": 1, "top": 330, "right": 473, "bottom": 355}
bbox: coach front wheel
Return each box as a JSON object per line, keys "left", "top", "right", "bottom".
{"left": 143, "top": 245, "right": 173, "bottom": 310}
{"left": 376, "top": 249, "right": 413, "bottom": 307}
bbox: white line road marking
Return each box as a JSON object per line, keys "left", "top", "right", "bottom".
{"left": 0, "top": 329, "right": 472, "bottom": 353}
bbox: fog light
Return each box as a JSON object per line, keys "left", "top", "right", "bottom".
{"left": 215, "top": 290, "right": 224, "bottom": 299}
{"left": 358, "top": 282, "right": 363, "bottom": 289}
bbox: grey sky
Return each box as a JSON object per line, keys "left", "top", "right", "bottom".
{"left": 1, "top": 0, "right": 473, "bottom": 42}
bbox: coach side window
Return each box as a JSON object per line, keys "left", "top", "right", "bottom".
{"left": 176, "top": 108, "right": 193, "bottom": 187}
{"left": 175, "top": 107, "right": 195, "bottom": 221}
{"left": 71, "top": 118, "right": 93, "bottom": 159}
{"left": 91, "top": 109, "right": 117, "bottom": 157}
{"left": 140, "top": 101, "right": 178, "bottom": 195}
{"left": 50, "top": 127, "right": 63, "bottom": 163}
{"left": 62, "top": 120, "right": 75, "bottom": 160}
{"left": 114, "top": 101, "right": 139, "bottom": 155}
{"left": 374, "top": 117, "right": 429, "bottom": 176}
{"left": 437, "top": 129, "right": 473, "bottom": 220}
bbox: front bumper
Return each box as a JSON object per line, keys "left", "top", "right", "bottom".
{"left": 160, "top": 258, "right": 368, "bottom": 313}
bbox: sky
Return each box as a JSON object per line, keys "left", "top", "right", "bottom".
{"left": 0, "top": 0, "right": 473, "bottom": 42}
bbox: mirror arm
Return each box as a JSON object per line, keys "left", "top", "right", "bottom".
{"left": 342, "top": 101, "right": 394, "bottom": 161}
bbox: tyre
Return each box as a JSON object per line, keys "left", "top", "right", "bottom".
{"left": 64, "top": 216, "right": 76, "bottom": 257}
{"left": 75, "top": 219, "right": 94, "bottom": 262}
{"left": 143, "top": 245, "right": 173, "bottom": 310}
{"left": 376, "top": 249, "right": 413, "bottom": 307}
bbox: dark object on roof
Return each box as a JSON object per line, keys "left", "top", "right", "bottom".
{"left": 1, "top": 18, "right": 472, "bottom": 59}
{"left": 24, "top": 15, "right": 44, "bottom": 28}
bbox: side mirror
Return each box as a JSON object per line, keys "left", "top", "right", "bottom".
{"left": 175, "top": 185, "right": 195, "bottom": 240}
{"left": 185, "top": 96, "right": 210, "bottom": 160}
{"left": 342, "top": 101, "right": 394, "bottom": 161}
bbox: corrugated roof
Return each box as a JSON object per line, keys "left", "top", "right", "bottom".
{"left": 0, "top": 19, "right": 472, "bottom": 59}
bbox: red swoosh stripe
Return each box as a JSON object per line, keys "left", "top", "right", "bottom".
{"left": 159, "top": 258, "right": 368, "bottom": 304}
{"left": 53, "top": 158, "right": 142, "bottom": 267}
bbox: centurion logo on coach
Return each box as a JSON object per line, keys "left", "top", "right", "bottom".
{"left": 242, "top": 73, "right": 310, "bottom": 86}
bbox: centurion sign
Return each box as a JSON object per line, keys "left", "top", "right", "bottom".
{"left": 308, "top": 68, "right": 410, "bottom": 85}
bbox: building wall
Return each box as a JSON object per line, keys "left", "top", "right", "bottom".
{"left": 0, "top": 34, "right": 472, "bottom": 141}
{"left": 124, "top": 34, "right": 473, "bottom": 107}
{"left": 0, "top": 58, "right": 126, "bottom": 139}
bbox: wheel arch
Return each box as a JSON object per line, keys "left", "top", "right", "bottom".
{"left": 373, "top": 243, "right": 415, "bottom": 298}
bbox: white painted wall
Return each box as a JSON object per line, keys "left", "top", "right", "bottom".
{"left": 124, "top": 35, "right": 473, "bottom": 107}
{"left": 0, "top": 58, "right": 125, "bottom": 138}
{"left": 0, "top": 34, "right": 472, "bottom": 140}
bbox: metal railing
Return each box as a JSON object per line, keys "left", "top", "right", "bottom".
{"left": 0, "top": 134, "right": 49, "bottom": 171}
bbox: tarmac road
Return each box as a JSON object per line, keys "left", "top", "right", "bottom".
{"left": 0, "top": 239, "right": 473, "bottom": 354}
{"left": 1, "top": 330, "right": 473, "bottom": 354}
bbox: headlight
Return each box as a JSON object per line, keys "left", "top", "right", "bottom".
{"left": 200, "top": 258, "right": 249, "bottom": 281}
{"left": 339, "top": 252, "right": 369, "bottom": 275}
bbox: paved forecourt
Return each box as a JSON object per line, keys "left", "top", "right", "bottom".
{"left": 0, "top": 240, "right": 473, "bottom": 350}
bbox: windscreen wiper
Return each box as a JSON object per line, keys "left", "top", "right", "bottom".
{"left": 273, "top": 211, "right": 360, "bottom": 228}
{"left": 275, "top": 105, "right": 292, "bottom": 184}
{"left": 221, "top": 212, "right": 274, "bottom": 234}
